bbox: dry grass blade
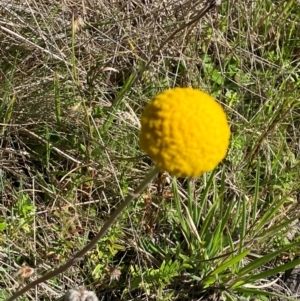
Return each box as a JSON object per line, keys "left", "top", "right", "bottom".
{"left": 6, "top": 167, "right": 159, "bottom": 301}
{"left": 0, "top": 25, "right": 67, "bottom": 62}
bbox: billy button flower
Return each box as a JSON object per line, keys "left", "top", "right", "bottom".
{"left": 139, "top": 87, "right": 230, "bottom": 177}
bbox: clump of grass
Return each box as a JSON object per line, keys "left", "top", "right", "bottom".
{"left": 1, "top": 0, "right": 300, "bottom": 301}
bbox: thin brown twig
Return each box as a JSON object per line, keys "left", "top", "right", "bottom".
{"left": 109, "top": 0, "right": 218, "bottom": 110}
{"left": 6, "top": 167, "right": 159, "bottom": 301}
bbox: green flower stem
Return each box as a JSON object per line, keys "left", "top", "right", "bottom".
{"left": 7, "top": 166, "right": 160, "bottom": 301}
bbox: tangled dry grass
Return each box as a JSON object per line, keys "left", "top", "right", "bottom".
{"left": 1, "top": 0, "right": 300, "bottom": 300}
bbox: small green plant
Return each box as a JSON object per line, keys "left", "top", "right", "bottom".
{"left": 129, "top": 259, "right": 181, "bottom": 296}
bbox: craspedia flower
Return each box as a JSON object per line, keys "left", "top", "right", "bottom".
{"left": 139, "top": 87, "right": 230, "bottom": 177}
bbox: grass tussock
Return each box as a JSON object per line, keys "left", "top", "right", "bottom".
{"left": 1, "top": 0, "right": 300, "bottom": 300}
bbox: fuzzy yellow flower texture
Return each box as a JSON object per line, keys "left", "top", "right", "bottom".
{"left": 139, "top": 87, "right": 230, "bottom": 177}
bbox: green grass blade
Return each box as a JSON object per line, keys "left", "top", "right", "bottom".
{"left": 236, "top": 241, "right": 300, "bottom": 279}
{"left": 54, "top": 72, "right": 61, "bottom": 126}
{"left": 210, "top": 250, "right": 250, "bottom": 276}
{"left": 196, "top": 170, "right": 216, "bottom": 228}
{"left": 234, "top": 287, "right": 299, "bottom": 301}
{"left": 252, "top": 159, "right": 260, "bottom": 225}
{"left": 247, "top": 257, "right": 300, "bottom": 282}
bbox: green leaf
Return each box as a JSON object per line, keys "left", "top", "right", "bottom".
{"left": 237, "top": 241, "right": 300, "bottom": 279}
{"left": 0, "top": 290, "right": 10, "bottom": 301}
{"left": 247, "top": 257, "right": 300, "bottom": 282}
{"left": 210, "top": 250, "right": 250, "bottom": 276}
{"left": 0, "top": 222, "right": 6, "bottom": 231}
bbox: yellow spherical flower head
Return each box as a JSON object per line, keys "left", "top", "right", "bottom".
{"left": 139, "top": 87, "right": 230, "bottom": 177}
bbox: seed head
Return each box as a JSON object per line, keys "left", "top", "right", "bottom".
{"left": 64, "top": 287, "right": 98, "bottom": 301}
